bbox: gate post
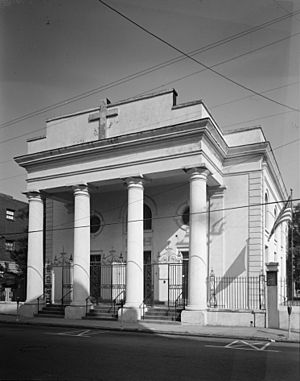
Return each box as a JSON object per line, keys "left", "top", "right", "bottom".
{"left": 266, "top": 262, "right": 279, "bottom": 328}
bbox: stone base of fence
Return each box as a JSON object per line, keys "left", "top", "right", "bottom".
{"left": 205, "top": 309, "right": 266, "bottom": 328}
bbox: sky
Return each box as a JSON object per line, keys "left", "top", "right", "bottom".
{"left": 0, "top": 0, "right": 299, "bottom": 203}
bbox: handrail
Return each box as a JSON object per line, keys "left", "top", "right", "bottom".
{"left": 140, "top": 299, "right": 146, "bottom": 320}
{"left": 112, "top": 290, "right": 126, "bottom": 316}
{"left": 37, "top": 293, "right": 46, "bottom": 312}
{"left": 174, "top": 291, "right": 184, "bottom": 321}
{"left": 61, "top": 288, "right": 72, "bottom": 306}
{"left": 85, "top": 295, "right": 95, "bottom": 315}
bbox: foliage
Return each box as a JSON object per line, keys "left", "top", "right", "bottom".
{"left": 287, "top": 203, "right": 300, "bottom": 295}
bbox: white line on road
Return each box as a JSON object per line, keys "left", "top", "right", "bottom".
{"left": 45, "top": 329, "right": 109, "bottom": 338}
{"left": 206, "top": 340, "right": 280, "bottom": 352}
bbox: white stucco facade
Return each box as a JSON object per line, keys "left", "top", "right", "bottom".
{"left": 15, "top": 89, "right": 289, "bottom": 324}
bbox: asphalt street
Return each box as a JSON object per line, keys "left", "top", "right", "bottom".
{"left": 0, "top": 324, "right": 299, "bottom": 381}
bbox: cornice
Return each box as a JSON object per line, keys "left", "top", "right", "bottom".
{"left": 262, "top": 151, "right": 288, "bottom": 199}
{"left": 224, "top": 142, "right": 269, "bottom": 162}
{"left": 15, "top": 118, "right": 223, "bottom": 169}
{"left": 26, "top": 150, "right": 205, "bottom": 184}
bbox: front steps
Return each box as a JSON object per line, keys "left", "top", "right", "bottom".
{"left": 36, "top": 304, "right": 65, "bottom": 318}
{"left": 142, "top": 305, "right": 183, "bottom": 323}
{"left": 84, "top": 303, "right": 118, "bottom": 321}
{"left": 35, "top": 303, "right": 184, "bottom": 323}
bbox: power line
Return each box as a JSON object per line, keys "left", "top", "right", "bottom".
{"left": 1, "top": 197, "right": 299, "bottom": 237}
{"left": 1, "top": 7, "right": 299, "bottom": 130}
{"left": 0, "top": 122, "right": 299, "bottom": 183}
{"left": 1, "top": 36, "right": 299, "bottom": 147}
{"left": 211, "top": 81, "right": 300, "bottom": 110}
{"left": 134, "top": 34, "right": 300, "bottom": 101}
{"left": 221, "top": 109, "right": 297, "bottom": 129}
{"left": 98, "top": 0, "right": 300, "bottom": 113}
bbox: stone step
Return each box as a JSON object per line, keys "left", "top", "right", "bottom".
{"left": 143, "top": 314, "right": 176, "bottom": 321}
{"left": 83, "top": 315, "right": 117, "bottom": 321}
{"left": 35, "top": 313, "right": 64, "bottom": 319}
{"left": 42, "top": 306, "right": 65, "bottom": 312}
{"left": 145, "top": 309, "right": 175, "bottom": 316}
{"left": 39, "top": 309, "right": 64, "bottom": 314}
{"left": 141, "top": 318, "right": 181, "bottom": 325}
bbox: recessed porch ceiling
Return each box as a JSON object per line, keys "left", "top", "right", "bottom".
{"left": 42, "top": 167, "right": 220, "bottom": 204}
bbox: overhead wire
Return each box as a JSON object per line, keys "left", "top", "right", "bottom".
{"left": 0, "top": 7, "right": 300, "bottom": 130}
{"left": 98, "top": 0, "right": 300, "bottom": 112}
{"left": 0, "top": 26, "right": 299, "bottom": 147}
{"left": 1, "top": 196, "right": 299, "bottom": 238}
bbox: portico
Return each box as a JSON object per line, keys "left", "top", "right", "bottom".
{"left": 15, "top": 89, "right": 288, "bottom": 325}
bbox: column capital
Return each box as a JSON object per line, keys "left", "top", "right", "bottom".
{"left": 73, "top": 184, "right": 89, "bottom": 196}
{"left": 185, "top": 166, "right": 210, "bottom": 181}
{"left": 24, "top": 191, "right": 43, "bottom": 202}
{"left": 265, "top": 262, "right": 279, "bottom": 272}
{"left": 124, "top": 176, "right": 145, "bottom": 188}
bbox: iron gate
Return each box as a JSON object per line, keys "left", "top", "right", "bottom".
{"left": 45, "top": 254, "right": 73, "bottom": 305}
{"left": 90, "top": 261, "right": 126, "bottom": 303}
{"left": 143, "top": 262, "right": 188, "bottom": 307}
{"left": 90, "top": 261, "right": 188, "bottom": 306}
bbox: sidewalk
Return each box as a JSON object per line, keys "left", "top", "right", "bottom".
{"left": 0, "top": 313, "right": 299, "bottom": 343}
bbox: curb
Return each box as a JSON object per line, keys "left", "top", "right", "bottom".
{"left": 1, "top": 318, "right": 299, "bottom": 344}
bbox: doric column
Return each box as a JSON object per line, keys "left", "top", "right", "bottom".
{"left": 72, "top": 185, "right": 90, "bottom": 305}
{"left": 124, "top": 177, "right": 144, "bottom": 312}
{"left": 187, "top": 167, "right": 210, "bottom": 311}
{"left": 26, "top": 192, "right": 44, "bottom": 302}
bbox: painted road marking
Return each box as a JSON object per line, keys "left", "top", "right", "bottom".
{"left": 206, "top": 340, "right": 280, "bottom": 352}
{"left": 45, "top": 329, "right": 109, "bottom": 338}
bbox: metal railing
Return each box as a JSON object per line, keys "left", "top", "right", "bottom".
{"left": 207, "top": 274, "right": 266, "bottom": 311}
{"left": 141, "top": 299, "right": 146, "bottom": 320}
{"left": 61, "top": 287, "right": 73, "bottom": 306}
{"left": 112, "top": 290, "right": 126, "bottom": 317}
{"left": 85, "top": 295, "right": 96, "bottom": 315}
{"left": 279, "top": 278, "right": 300, "bottom": 306}
{"left": 37, "top": 293, "right": 47, "bottom": 312}
{"left": 174, "top": 290, "right": 187, "bottom": 321}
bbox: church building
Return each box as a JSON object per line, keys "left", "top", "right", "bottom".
{"left": 15, "top": 89, "right": 288, "bottom": 325}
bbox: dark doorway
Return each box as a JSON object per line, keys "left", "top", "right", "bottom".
{"left": 90, "top": 255, "right": 101, "bottom": 302}
{"left": 144, "top": 251, "right": 153, "bottom": 305}
{"left": 182, "top": 251, "right": 189, "bottom": 301}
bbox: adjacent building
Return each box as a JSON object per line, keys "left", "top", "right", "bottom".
{"left": 0, "top": 193, "right": 28, "bottom": 301}
{"left": 15, "top": 89, "right": 289, "bottom": 325}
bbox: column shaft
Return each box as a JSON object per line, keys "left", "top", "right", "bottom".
{"left": 125, "top": 178, "right": 144, "bottom": 308}
{"left": 26, "top": 192, "right": 44, "bottom": 302}
{"left": 73, "top": 185, "right": 90, "bottom": 305}
{"left": 188, "top": 168, "right": 209, "bottom": 310}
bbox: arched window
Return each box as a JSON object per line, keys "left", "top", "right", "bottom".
{"left": 90, "top": 212, "right": 103, "bottom": 235}
{"left": 144, "top": 204, "right": 152, "bottom": 230}
{"left": 182, "top": 206, "right": 190, "bottom": 226}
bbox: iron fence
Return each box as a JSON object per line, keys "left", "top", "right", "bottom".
{"left": 207, "top": 272, "right": 266, "bottom": 311}
{"left": 279, "top": 278, "right": 300, "bottom": 306}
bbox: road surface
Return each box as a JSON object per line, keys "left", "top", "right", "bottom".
{"left": 0, "top": 324, "right": 299, "bottom": 380}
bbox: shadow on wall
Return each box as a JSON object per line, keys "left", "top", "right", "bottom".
{"left": 208, "top": 217, "right": 225, "bottom": 252}
{"left": 216, "top": 245, "right": 247, "bottom": 294}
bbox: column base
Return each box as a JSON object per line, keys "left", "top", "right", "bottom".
{"left": 65, "top": 305, "right": 86, "bottom": 319}
{"left": 181, "top": 309, "right": 207, "bottom": 325}
{"left": 118, "top": 306, "right": 142, "bottom": 322}
{"left": 19, "top": 302, "right": 41, "bottom": 318}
